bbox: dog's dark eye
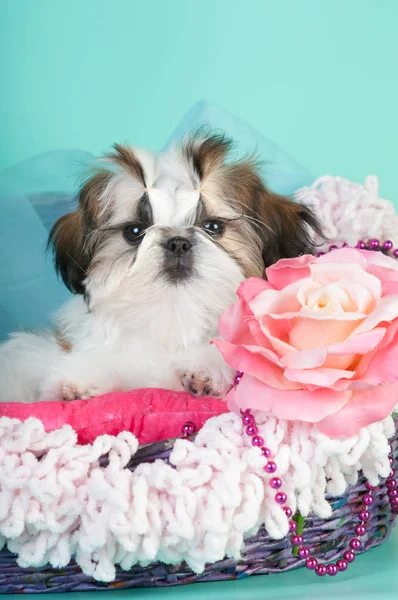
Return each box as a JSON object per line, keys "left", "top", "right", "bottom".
{"left": 203, "top": 220, "right": 224, "bottom": 236}
{"left": 123, "top": 224, "right": 144, "bottom": 244}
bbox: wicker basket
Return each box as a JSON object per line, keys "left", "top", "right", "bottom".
{"left": 0, "top": 424, "right": 396, "bottom": 593}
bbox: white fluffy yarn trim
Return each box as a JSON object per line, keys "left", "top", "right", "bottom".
{"left": 296, "top": 175, "right": 398, "bottom": 250}
{"left": 0, "top": 413, "right": 394, "bottom": 582}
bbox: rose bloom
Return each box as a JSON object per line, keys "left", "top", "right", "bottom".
{"left": 214, "top": 248, "right": 398, "bottom": 437}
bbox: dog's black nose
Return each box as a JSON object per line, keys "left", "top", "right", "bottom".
{"left": 166, "top": 236, "right": 192, "bottom": 256}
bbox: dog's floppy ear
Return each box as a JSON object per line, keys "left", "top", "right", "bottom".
{"left": 48, "top": 210, "right": 89, "bottom": 295}
{"left": 258, "top": 192, "right": 323, "bottom": 269}
{"left": 48, "top": 172, "right": 109, "bottom": 294}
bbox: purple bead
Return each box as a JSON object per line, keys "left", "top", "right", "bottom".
{"left": 264, "top": 461, "right": 277, "bottom": 474}
{"left": 261, "top": 447, "right": 271, "bottom": 458}
{"left": 388, "top": 488, "right": 398, "bottom": 499}
{"left": 337, "top": 559, "right": 348, "bottom": 572}
{"left": 317, "top": 252, "right": 325, "bottom": 257}
{"left": 391, "top": 497, "right": 398, "bottom": 508}
{"left": 251, "top": 435, "right": 264, "bottom": 447}
{"left": 270, "top": 477, "right": 282, "bottom": 489}
{"left": 329, "top": 245, "right": 338, "bottom": 251}
{"left": 365, "top": 481, "right": 375, "bottom": 491}
{"left": 342, "top": 242, "right": 349, "bottom": 248}
{"left": 283, "top": 506, "right": 293, "bottom": 518}
{"left": 389, "top": 470, "right": 395, "bottom": 478}
{"left": 355, "top": 524, "right": 367, "bottom": 537}
{"left": 240, "top": 408, "right": 251, "bottom": 415}
{"left": 298, "top": 547, "right": 310, "bottom": 559}
{"left": 368, "top": 239, "right": 380, "bottom": 250}
{"left": 394, "top": 249, "right": 398, "bottom": 258}
{"left": 344, "top": 550, "right": 355, "bottom": 563}
{"left": 363, "top": 493, "right": 374, "bottom": 506}
{"left": 350, "top": 538, "right": 361, "bottom": 551}
{"left": 289, "top": 520, "right": 297, "bottom": 533}
{"left": 389, "top": 457, "right": 394, "bottom": 466}
{"left": 291, "top": 535, "right": 303, "bottom": 546}
{"left": 306, "top": 557, "right": 318, "bottom": 570}
{"left": 383, "top": 240, "right": 393, "bottom": 251}
{"left": 234, "top": 376, "right": 242, "bottom": 384}
{"left": 242, "top": 414, "right": 254, "bottom": 426}
{"left": 356, "top": 240, "right": 366, "bottom": 249}
{"left": 275, "top": 492, "right": 287, "bottom": 504}
{"left": 182, "top": 421, "right": 195, "bottom": 436}
{"left": 316, "top": 565, "right": 328, "bottom": 577}
{"left": 246, "top": 424, "right": 258, "bottom": 436}
{"left": 327, "top": 564, "right": 338, "bottom": 576}
{"left": 359, "top": 510, "right": 370, "bottom": 522}
{"left": 386, "top": 479, "right": 397, "bottom": 489}
{"left": 236, "top": 371, "right": 244, "bottom": 378}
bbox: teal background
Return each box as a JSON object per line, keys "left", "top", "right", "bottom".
{"left": 1, "top": 0, "right": 398, "bottom": 202}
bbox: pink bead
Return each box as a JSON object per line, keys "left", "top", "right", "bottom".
{"left": 355, "top": 524, "right": 367, "bottom": 536}
{"left": 283, "top": 506, "right": 293, "bottom": 518}
{"left": 363, "top": 494, "right": 374, "bottom": 506}
{"left": 261, "top": 447, "right": 271, "bottom": 458}
{"left": 289, "top": 520, "right": 297, "bottom": 533}
{"left": 359, "top": 510, "right": 370, "bottom": 522}
{"left": 242, "top": 414, "right": 254, "bottom": 426}
{"left": 315, "top": 565, "right": 327, "bottom": 577}
{"left": 394, "top": 249, "right": 398, "bottom": 258}
{"left": 291, "top": 535, "right": 303, "bottom": 546}
{"left": 251, "top": 436, "right": 264, "bottom": 447}
{"left": 275, "top": 492, "right": 287, "bottom": 504}
{"left": 386, "top": 479, "right": 397, "bottom": 489}
{"left": 350, "top": 538, "right": 361, "bottom": 551}
{"left": 356, "top": 240, "right": 366, "bottom": 249}
{"left": 298, "top": 547, "right": 310, "bottom": 559}
{"left": 270, "top": 477, "right": 282, "bottom": 489}
{"left": 383, "top": 240, "right": 393, "bottom": 251}
{"left": 365, "top": 481, "right": 375, "bottom": 491}
{"left": 388, "top": 489, "right": 398, "bottom": 499}
{"left": 327, "top": 564, "right": 338, "bottom": 576}
{"left": 368, "top": 239, "right": 380, "bottom": 249}
{"left": 329, "top": 245, "right": 338, "bottom": 251}
{"left": 246, "top": 424, "right": 258, "bottom": 436}
{"left": 317, "top": 252, "right": 325, "bottom": 257}
{"left": 182, "top": 421, "right": 195, "bottom": 436}
{"left": 306, "top": 557, "right": 318, "bottom": 570}
{"left": 265, "top": 461, "right": 277, "bottom": 473}
{"left": 344, "top": 550, "right": 355, "bottom": 563}
{"left": 337, "top": 559, "right": 348, "bottom": 572}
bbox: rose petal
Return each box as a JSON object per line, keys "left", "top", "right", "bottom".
{"left": 353, "top": 295, "right": 398, "bottom": 335}
{"left": 218, "top": 301, "right": 255, "bottom": 345}
{"left": 316, "top": 384, "right": 398, "bottom": 437}
{"left": 213, "top": 340, "right": 300, "bottom": 390}
{"left": 281, "top": 346, "right": 328, "bottom": 369}
{"left": 284, "top": 368, "right": 355, "bottom": 387}
{"left": 309, "top": 263, "right": 382, "bottom": 301}
{"left": 289, "top": 317, "right": 360, "bottom": 350}
{"left": 328, "top": 327, "right": 386, "bottom": 355}
{"left": 249, "top": 279, "right": 307, "bottom": 318}
{"left": 265, "top": 255, "right": 316, "bottom": 290}
{"left": 237, "top": 278, "right": 272, "bottom": 303}
{"left": 357, "top": 335, "right": 398, "bottom": 386}
{"left": 316, "top": 248, "right": 368, "bottom": 268}
{"left": 230, "top": 374, "right": 349, "bottom": 422}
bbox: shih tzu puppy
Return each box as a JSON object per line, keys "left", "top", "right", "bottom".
{"left": 0, "top": 132, "right": 321, "bottom": 403}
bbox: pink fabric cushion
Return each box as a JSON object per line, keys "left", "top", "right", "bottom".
{"left": 0, "top": 389, "right": 228, "bottom": 445}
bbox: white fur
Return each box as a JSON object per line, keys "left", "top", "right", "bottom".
{"left": 0, "top": 146, "right": 241, "bottom": 403}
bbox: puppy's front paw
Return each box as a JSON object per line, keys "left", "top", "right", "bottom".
{"left": 179, "top": 367, "right": 233, "bottom": 398}
{"left": 61, "top": 382, "right": 101, "bottom": 401}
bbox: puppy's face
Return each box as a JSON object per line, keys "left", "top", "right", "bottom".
{"left": 49, "top": 134, "right": 321, "bottom": 339}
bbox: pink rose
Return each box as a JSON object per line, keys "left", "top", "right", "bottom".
{"left": 214, "top": 249, "right": 398, "bottom": 437}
